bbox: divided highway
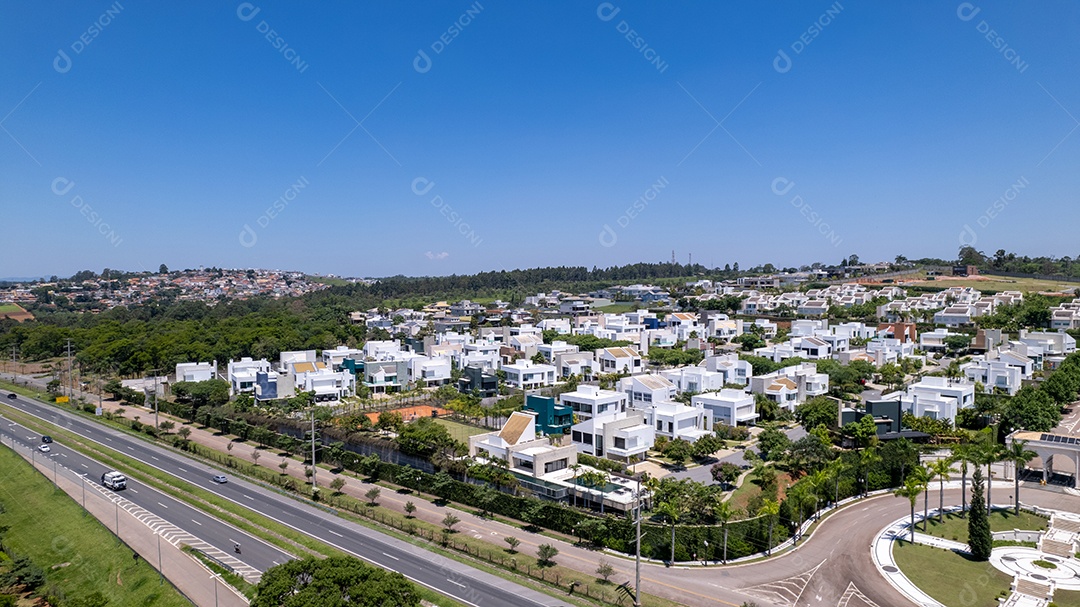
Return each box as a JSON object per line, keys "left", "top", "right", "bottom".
{"left": 1, "top": 390, "right": 572, "bottom": 607}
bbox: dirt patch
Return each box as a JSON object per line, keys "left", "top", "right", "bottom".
{"left": 0, "top": 303, "right": 34, "bottom": 322}
{"left": 364, "top": 405, "right": 451, "bottom": 424}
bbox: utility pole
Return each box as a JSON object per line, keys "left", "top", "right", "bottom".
{"left": 149, "top": 369, "right": 160, "bottom": 430}
{"left": 310, "top": 405, "right": 317, "bottom": 489}
{"left": 66, "top": 339, "right": 74, "bottom": 398}
{"left": 634, "top": 471, "right": 643, "bottom": 607}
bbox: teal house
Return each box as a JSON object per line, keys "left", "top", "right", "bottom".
{"left": 523, "top": 394, "right": 573, "bottom": 436}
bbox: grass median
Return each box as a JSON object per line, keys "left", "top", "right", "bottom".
{"left": 892, "top": 541, "right": 1011, "bottom": 606}
{"left": 0, "top": 445, "right": 190, "bottom": 607}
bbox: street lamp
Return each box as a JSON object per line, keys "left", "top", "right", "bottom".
{"left": 632, "top": 473, "right": 645, "bottom": 607}
{"left": 157, "top": 531, "right": 163, "bottom": 585}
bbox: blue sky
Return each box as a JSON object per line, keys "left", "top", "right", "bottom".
{"left": 2, "top": 1, "right": 1079, "bottom": 279}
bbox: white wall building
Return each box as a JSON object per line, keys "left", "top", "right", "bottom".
{"left": 693, "top": 389, "right": 758, "bottom": 426}
{"left": 175, "top": 361, "right": 217, "bottom": 383}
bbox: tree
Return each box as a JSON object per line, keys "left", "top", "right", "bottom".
{"left": 251, "top": 556, "right": 420, "bottom": 607}
{"left": 158, "top": 264, "right": 169, "bottom": 274}
{"left": 755, "top": 425, "right": 791, "bottom": 461}
{"left": 657, "top": 500, "right": 685, "bottom": 564}
{"left": 1003, "top": 386, "right": 1061, "bottom": 432}
{"left": 967, "top": 467, "right": 993, "bottom": 560}
{"left": 1004, "top": 440, "right": 1036, "bottom": 514}
{"left": 794, "top": 397, "right": 837, "bottom": 431}
{"left": 404, "top": 501, "right": 416, "bottom": 518}
{"left": 47, "top": 379, "right": 61, "bottom": 395}
{"left": 760, "top": 499, "right": 781, "bottom": 555}
{"left": 944, "top": 335, "right": 970, "bottom": 355}
{"left": 330, "top": 477, "right": 346, "bottom": 494}
{"left": 158, "top": 420, "right": 175, "bottom": 433}
{"left": 536, "top": 544, "right": 559, "bottom": 567}
{"left": 251, "top": 449, "right": 261, "bottom": 466}
{"left": 596, "top": 558, "right": 615, "bottom": 582}
{"left": 826, "top": 458, "right": 847, "bottom": 507}
{"left": 927, "top": 457, "right": 956, "bottom": 523}
{"left": 365, "top": 487, "right": 381, "bottom": 505}
{"left": 858, "top": 448, "right": 881, "bottom": 496}
{"left": 713, "top": 500, "right": 735, "bottom": 563}
{"left": 504, "top": 536, "right": 520, "bottom": 553}
{"left": 951, "top": 443, "right": 978, "bottom": 515}
{"left": 893, "top": 478, "right": 924, "bottom": 542}
{"left": 711, "top": 462, "right": 741, "bottom": 488}
{"left": 278, "top": 458, "right": 289, "bottom": 474}
{"left": 662, "top": 439, "right": 693, "bottom": 468}
{"left": 442, "top": 512, "right": 460, "bottom": 531}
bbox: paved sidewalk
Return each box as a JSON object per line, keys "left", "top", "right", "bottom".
{"left": 5, "top": 434, "right": 246, "bottom": 607}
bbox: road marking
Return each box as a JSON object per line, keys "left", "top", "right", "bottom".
{"left": 151, "top": 456, "right": 159, "bottom": 461}
{"left": 328, "top": 530, "right": 343, "bottom": 537}
{"left": 80, "top": 463, "right": 88, "bottom": 468}
{"left": 130, "top": 489, "right": 138, "bottom": 494}
{"left": 243, "top": 494, "right": 253, "bottom": 500}
{"left": 59, "top": 452, "right": 67, "bottom": 457}
{"left": 158, "top": 502, "right": 168, "bottom": 509}
{"left": 178, "top": 467, "right": 187, "bottom": 472}
{"left": 104, "top": 437, "right": 112, "bottom": 441}
{"left": 447, "top": 579, "right": 466, "bottom": 588}
{"left": 382, "top": 552, "right": 400, "bottom": 561}
{"left": 127, "top": 446, "right": 134, "bottom": 451}
{"left": 192, "top": 519, "right": 202, "bottom": 526}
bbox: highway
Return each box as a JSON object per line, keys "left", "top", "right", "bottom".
{"left": 1, "top": 390, "right": 572, "bottom": 607}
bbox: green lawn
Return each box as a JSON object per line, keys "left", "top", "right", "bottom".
{"left": 594, "top": 302, "right": 639, "bottom": 313}
{"left": 432, "top": 417, "right": 488, "bottom": 443}
{"left": 0, "top": 303, "right": 21, "bottom": 313}
{"left": 893, "top": 542, "right": 1011, "bottom": 607}
{"left": 1052, "top": 590, "right": 1080, "bottom": 607}
{"left": 0, "top": 446, "right": 190, "bottom": 607}
{"left": 921, "top": 509, "right": 1048, "bottom": 543}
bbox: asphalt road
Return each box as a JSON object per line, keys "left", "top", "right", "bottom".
{"left": 0, "top": 414, "right": 289, "bottom": 574}
{"left": 0, "top": 390, "right": 570, "bottom": 607}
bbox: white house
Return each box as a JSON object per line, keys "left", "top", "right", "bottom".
{"left": 363, "top": 340, "right": 403, "bottom": 360}
{"left": 693, "top": 389, "right": 758, "bottom": 426}
{"left": 321, "top": 346, "right": 365, "bottom": 371}
{"left": 749, "top": 363, "right": 829, "bottom": 410}
{"left": 661, "top": 366, "right": 727, "bottom": 394}
{"left": 934, "top": 305, "right": 974, "bottom": 327}
{"left": 560, "top": 385, "right": 627, "bottom": 421}
{"left": 407, "top": 355, "right": 452, "bottom": 387}
{"left": 537, "top": 340, "right": 580, "bottom": 362}
{"left": 634, "top": 400, "right": 713, "bottom": 442}
{"left": 882, "top": 376, "right": 976, "bottom": 422}
{"left": 175, "top": 361, "right": 216, "bottom": 383}
{"left": 703, "top": 353, "right": 753, "bottom": 386}
{"left": 619, "top": 374, "right": 678, "bottom": 406}
{"left": 227, "top": 357, "right": 272, "bottom": 395}
{"left": 1018, "top": 330, "right": 1076, "bottom": 356}
{"left": 278, "top": 350, "right": 317, "bottom": 372}
{"left": 597, "top": 347, "right": 643, "bottom": 375}
{"left": 469, "top": 412, "right": 577, "bottom": 480}
{"left": 962, "top": 357, "right": 1022, "bottom": 395}
{"left": 571, "top": 411, "right": 654, "bottom": 463}
{"left": 501, "top": 360, "right": 557, "bottom": 389}
{"left": 556, "top": 352, "right": 596, "bottom": 380}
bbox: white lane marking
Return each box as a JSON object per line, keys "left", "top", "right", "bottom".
{"left": 447, "top": 579, "right": 466, "bottom": 588}
{"left": 80, "top": 463, "right": 88, "bottom": 468}
{"left": 59, "top": 453, "right": 67, "bottom": 457}
{"left": 130, "top": 489, "right": 138, "bottom": 494}
{"left": 243, "top": 494, "right": 253, "bottom": 500}
{"left": 192, "top": 519, "right": 202, "bottom": 526}
{"left": 382, "top": 552, "right": 400, "bottom": 561}
{"left": 328, "top": 530, "right": 343, "bottom": 537}
{"left": 104, "top": 437, "right": 112, "bottom": 441}
{"left": 151, "top": 456, "right": 159, "bottom": 461}
{"left": 178, "top": 467, "right": 187, "bottom": 472}
{"left": 127, "top": 446, "right": 134, "bottom": 451}
{"left": 158, "top": 502, "right": 168, "bottom": 509}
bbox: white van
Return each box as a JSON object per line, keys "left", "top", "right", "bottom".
{"left": 101, "top": 471, "right": 127, "bottom": 490}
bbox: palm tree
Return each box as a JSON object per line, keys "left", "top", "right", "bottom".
{"left": 760, "top": 499, "right": 781, "bottom": 555}
{"left": 600, "top": 471, "right": 612, "bottom": 515}
{"left": 1004, "top": 440, "right": 1036, "bottom": 515}
{"left": 569, "top": 463, "right": 582, "bottom": 508}
{"left": 975, "top": 437, "right": 1004, "bottom": 511}
{"left": 657, "top": 500, "right": 685, "bottom": 564}
{"left": 911, "top": 464, "right": 931, "bottom": 530}
{"left": 807, "top": 469, "right": 829, "bottom": 520}
{"left": 927, "top": 457, "right": 957, "bottom": 523}
{"left": 894, "top": 478, "right": 924, "bottom": 542}
{"left": 951, "top": 443, "right": 977, "bottom": 515}
{"left": 827, "top": 458, "right": 847, "bottom": 507}
{"left": 713, "top": 500, "right": 734, "bottom": 564}
{"left": 859, "top": 449, "right": 881, "bottom": 497}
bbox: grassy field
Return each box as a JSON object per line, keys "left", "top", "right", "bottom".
{"left": 906, "top": 275, "right": 1078, "bottom": 293}
{"left": 725, "top": 469, "right": 794, "bottom": 514}
{"left": 594, "top": 302, "right": 639, "bottom": 313}
{"left": 1051, "top": 590, "right": 1080, "bottom": 607}
{"left": 432, "top": 417, "right": 489, "bottom": 443}
{"left": 921, "top": 509, "right": 1048, "bottom": 543}
{"left": 893, "top": 541, "right": 1011, "bottom": 606}
{"left": 0, "top": 303, "right": 22, "bottom": 313}
{"left": 0, "top": 446, "right": 190, "bottom": 607}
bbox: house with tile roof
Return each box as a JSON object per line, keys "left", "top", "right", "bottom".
{"left": 597, "top": 346, "right": 643, "bottom": 375}
{"left": 468, "top": 411, "right": 577, "bottom": 483}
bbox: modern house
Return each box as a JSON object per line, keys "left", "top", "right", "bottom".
{"left": 702, "top": 353, "right": 752, "bottom": 386}
{"left": 880, "top": 376, "right": 976, "bottom": 422}
{"left": 692, "top": 389, "right": 759, "bottom": 426}
{"left": 633, "top": 400, "right": 713, "bottom": 442}
{"left": 661, "top": 366, "right": 727, "bottom": 394}
{"left": 559, "top": 385, "right": 627, "bottom": 422}
{"left": 175, "top": 361, "right": 217, "bottom": 383}
{"left": 468, "top": 412, "right": 577, "bottom": 490}
{"left": 523, "top": 394, "right": 573, "bottom": 436}
{"left": 537, "top": 340, "right": 580, "bottom": 363}
{"left": 457, "top": 364, "right": 499, "bottom": 397}
{"left": 500, "top": 360, "right": 557, "bottom": 389}
{"left": 227, "top": 357, "right": 272, "bottom": 395}
{"left": 749, "top": 363, "right": 829, "bottom": 410}
{"left": 571, "top": 410, "right": 654, "bottom": 463}
{"left": 619, "top": 374, "right": 678, "bottom": 406}
{"left": 596, "top": 346, "right": 643, "bottom": 375}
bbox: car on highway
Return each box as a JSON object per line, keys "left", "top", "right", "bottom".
{"left": 6, "top": 393, "right": 15, "bottom": 399}
{"left": 212, "top": 474, "right": 228, "bottom": 484}
{"left": 41, "top": 436, "right": 52, "bottom": 443}
{"left": 38, "top": 444, "right": 50, "bottom": 453}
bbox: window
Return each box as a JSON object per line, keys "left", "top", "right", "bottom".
{"left": 572, "top": 430, "right": 582, "bottom": 443}
{"left": 544, "top": 459, "right": 567, "bottom": 474}
{"left": 613, "top": 437, "right": 626, "bottom": 450}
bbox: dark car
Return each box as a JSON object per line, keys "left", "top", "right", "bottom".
{"left": 41, "top": 436, "right": 53, "bottom": 444}
{"left": 6, "top": 393, "right": 15, "bottom": 399}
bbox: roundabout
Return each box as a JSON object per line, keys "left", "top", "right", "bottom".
{"left": 990, "top": 547, "right": 1080, "bottom": 591}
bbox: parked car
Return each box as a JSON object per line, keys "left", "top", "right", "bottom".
{"left": 212, "top": 474, "right": 228, "bottom": 484}
{"left": 38, "top": 444, "right": 50, "bottom": 453}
